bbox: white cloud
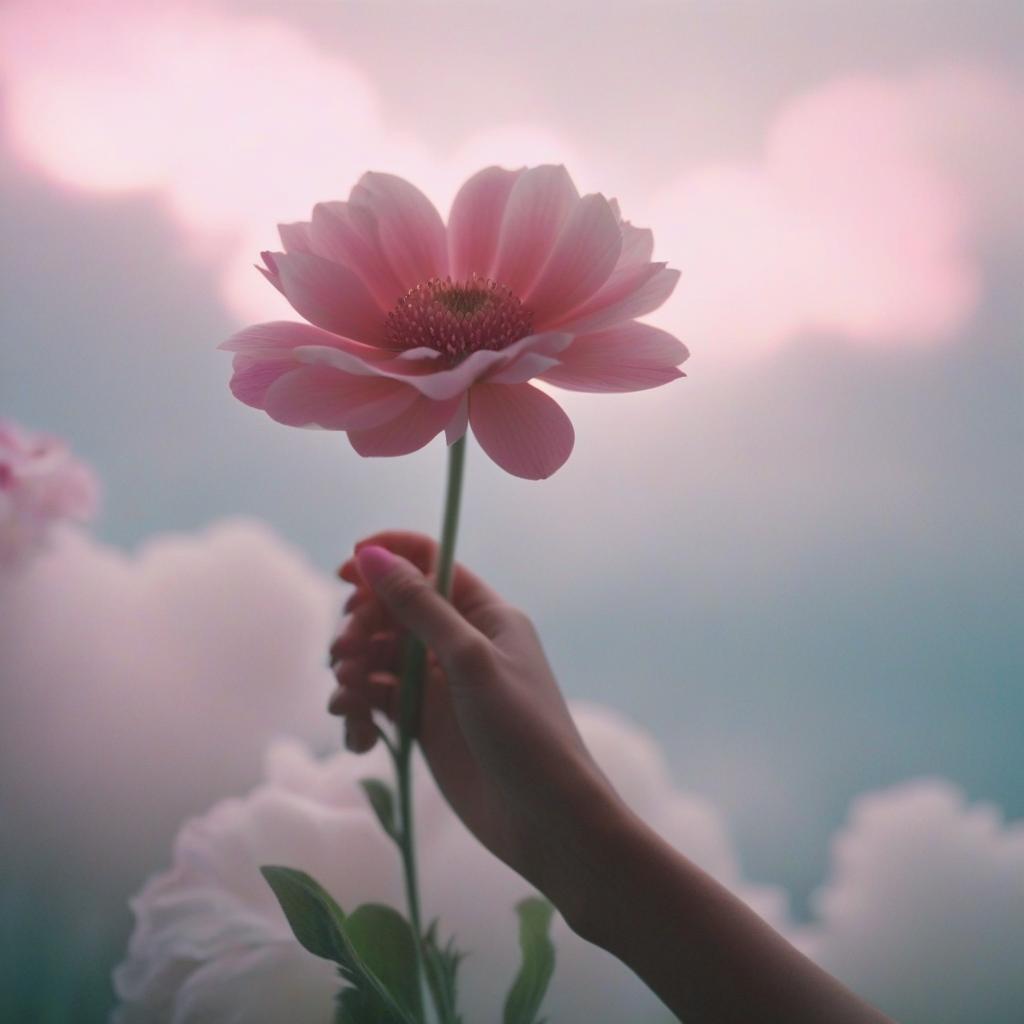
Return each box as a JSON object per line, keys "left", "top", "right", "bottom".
{"left": 0, "top": 521, "right": 341, "bottom": 894}
{"left": 1, "top": 513, "right": 1020, "bottom": 1022}
{"left": 113, "top": 695, "right": 1024, "bottom": 1024}
{"left": 796, "top": 779, "right": 1024, "bottom": 1024}
{"left": 113, "top": 704, "right": 784, "bottom": 1024}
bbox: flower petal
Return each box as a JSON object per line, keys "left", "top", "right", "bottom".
{"left": 294, "top": 331, "right": 573, "bottom": 401}
{"left": 277, "top": 221, "right": 313, "bottom": 253}
{"left": 445, "top": 394, "right": 469, "bottom": 445}
{"left": 525, "top": 193, "right": 622, "bottom": 328}
{"left": 228, "top": 355, "right": 296, "bottom": 409}
{"left": 487, "top": 351, "right": 562, "bottom": 385}
{"left": 469, "top": 382, "right": 574, "bottom": 479}
{"left": 491, "top": 165, "right": 579, "bottom": 297}
{"left": 262, "top": 366, "right": 419, "bottom": 430}
{"left": 171, "top": 944, "right": 337, "bottom": 1024}
{"left": 349, "top": 172, "right": 448, "bottom": 290}
{"left": 539, "top": 321, "right": 689, "bottom": 393}
{"left": 447, "top": 166, "right": 524, "bottom": 279}
{"left": 347, "top": 395, "right": 459, "bottom": 457}
{"left": 266, "top": 251, "right": 389, "bottom": 345}
{"left": 219, "top": 321, "right": 392, "bottom": 361}
{"left": 550, "top": 263, "right": 681, "bottom": 335}
{"left": 613, "top": 220, "right": 655, "bottom": 277}
{"left": 308, "top": 201, "right": 406, "bottom": 309}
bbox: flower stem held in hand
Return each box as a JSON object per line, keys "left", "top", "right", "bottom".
{"left": 391, "top": 435, "right": 466, "bottom": 1024}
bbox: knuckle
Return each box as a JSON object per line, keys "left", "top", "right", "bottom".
{"left": 382, "top": 574, "right": 426, "bottom": 613}
{"left": 502, "top": 604, "right": 538, "bottom": 638}
{"left": 447, "top": 636, "right": 494, "bottom": 677}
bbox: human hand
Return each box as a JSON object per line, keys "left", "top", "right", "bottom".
{"left": 328, "top": 531, "right": 626, "bottom": 921}
{"left": 328, "top": 534, "right": 896, "bottom": 1024}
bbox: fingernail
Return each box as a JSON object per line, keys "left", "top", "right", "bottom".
{"left": 356, "top": 545, "right": 399, "bottom": 586}
{"left": 346, "top": 720, "right": 375, "bottom": 753}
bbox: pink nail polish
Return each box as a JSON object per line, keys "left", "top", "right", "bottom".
{"left": 355, "top": 545, "right": 399, "bottom": 585}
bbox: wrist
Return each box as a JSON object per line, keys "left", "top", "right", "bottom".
{"left": 537, "top": 781, "right": 652, "bottom": 943}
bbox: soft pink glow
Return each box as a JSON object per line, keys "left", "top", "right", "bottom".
{"left": 221, "top": 165, "right": 688, "bottom": 478}
{"left": 0, "top": 3, "right": 375, "bottom": 209}
{"left": 0, "top": 419, "right": 98, "bottom": 567}
{"left": 651, "top": 75, "right": 986, "bottom": 359}
{"left": 1, "top": 2, "right": 1016, "bottom": 363}
{"left": 0, "top": 1, "right": 586, "bottom": 326}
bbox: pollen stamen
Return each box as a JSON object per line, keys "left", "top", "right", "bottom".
{"left": 385, "top": 275, "right": 533, "bottom": 360}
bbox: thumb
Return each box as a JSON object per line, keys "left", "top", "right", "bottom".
{"left": 355, "top": 545, "right": 485, "bottom": 667}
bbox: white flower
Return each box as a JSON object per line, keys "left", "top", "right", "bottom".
{"left": 114, "top": 705, "right": 782, "bottom": 1023}
{"left": 0, "top": 419, "right": 98, "bottom": 568}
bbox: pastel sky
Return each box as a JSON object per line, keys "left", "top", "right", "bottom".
{"left": 1, "top": 0, "right": 1022, "bottom": 1018}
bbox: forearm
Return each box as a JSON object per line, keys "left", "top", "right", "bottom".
{"left": 555, "top": 803, "right": 894, "bottom": 1024}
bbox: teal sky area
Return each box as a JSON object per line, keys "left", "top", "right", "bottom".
{"left": 2, "top": 0, "right": 1022, "bottom": 918}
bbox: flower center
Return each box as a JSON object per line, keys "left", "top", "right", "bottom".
{"left": 385, "top": 275, "right": 533, "bottom": 360}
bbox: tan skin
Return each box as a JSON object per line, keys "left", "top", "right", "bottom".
{"left": 329, "top": 531, "right": 895, "bottom": 1024}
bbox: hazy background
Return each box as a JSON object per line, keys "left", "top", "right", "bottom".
{"left": 1, "top": 0, "right": 1022, "bottom": 1020}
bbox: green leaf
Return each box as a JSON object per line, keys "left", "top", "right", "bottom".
{"left": 360, "top": 778, "right": 399, "bottom": 843}
{"left": 260, "top": 865, "right": 348, "bottom": 962}
{"left": 335, "top": 978, "right": 411, "bottom": 1024}
{"left": 423, "top": 920, "right": 465, "bottom": 1024}
{"left": 343, "top": 904, "right": 420, "bottom": 1018}
{"left": 260, "top": 867, "right": 418, "bottom": 1024}
{"left": 502, "top": 898, "right": 556, "bottom": 1024}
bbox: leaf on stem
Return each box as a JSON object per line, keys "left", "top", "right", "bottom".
{"left": 360, "top": 778, "right": 400, "bottom": 843}
{"left": 423, "top": 920, "right": 465, "bottom": 1024}
{"left": 502, "top": 898, "right": 556, "bottom": 1024}
{"left": 343, "top": 904, "right": 420, "bottom": 1018}
{"left": 260, "top": 864, "right": 349, "bottom": 962}
{"left": 260, "top": 866, "right": 418, "bottom": 1024}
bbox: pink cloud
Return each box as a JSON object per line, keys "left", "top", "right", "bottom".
{"left": 650, "top": 74, "right": 995, "bottom": 359}
{"left": 2, "top": 2, "right": 1016, "bottom": 361}
{"left": 0, "top": 519, "right": 340, "bottom": 893}
{"left": 0, "top": 0, "right": 583, "bottom": 323}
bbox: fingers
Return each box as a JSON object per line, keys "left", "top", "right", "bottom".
{"left": 329, "top": 674, "right": 399, "bottom": 720}
{"left": 330, "top": 531, "right": 510, "bottom": 752}
{"left": 330, "top": 603, "right": 393, "bottom": 663}
{"left": 353, "top": 546, "right": 493, "bottom": 675}
{"left": 338, "top": 530, "right": 506, "bottom": 632}
{"left": 330, "top": 687, "right": 376, "bottom": 752}
{"left": 328, "top": 643, "right": 401, "bottom": 753}
{"left": 328, "top": 594, "right": 404, "bottom": 750}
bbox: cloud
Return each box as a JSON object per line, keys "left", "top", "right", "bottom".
{"left": 796, "top": 780, "right": 1024, "bottom": 1024}
{"left": 0, "top": 0, "right": 583, "bottom": 324}
{"left": 113, "top": 704, "right": 785, "bottom": 1024}
{"left": 906, "top": 67, "right": 1024, "bottom": 245}
{"left": 1, "top": 510, "right": 1020, "bottom": 1022}
{"left": 0, "top": 520, "right": 341, "bottom": 896}
{"left": 112, "top": 696, "right": 1024, "bottom": 1024}
{"left": 648, "top": 72, "right": 996, "bottom": 360}
{"left": 6, "top": 4, "right": 1018, "bottom": 366}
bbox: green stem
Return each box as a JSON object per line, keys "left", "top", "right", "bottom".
{"left": 394, "top": 435, "right": 467, "bottom": 1024}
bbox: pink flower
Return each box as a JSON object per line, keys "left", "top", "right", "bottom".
{"left": 221, "top": 166, "right": 687, "bottom": 479}
{"left": 0, "top": 419, "right": 99, "bottom": 567}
